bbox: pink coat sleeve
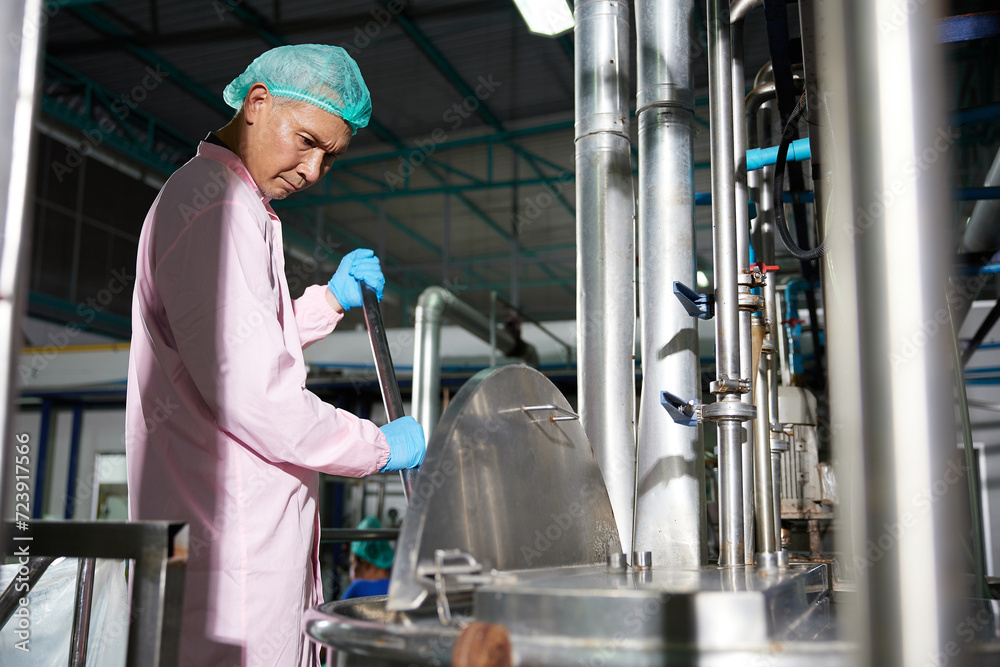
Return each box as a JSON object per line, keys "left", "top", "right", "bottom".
{"left": 292, "top": 284, "right": 341, "bottom": 349}
{"left": 153, "top": 200, "right": 390, "bottom": 476}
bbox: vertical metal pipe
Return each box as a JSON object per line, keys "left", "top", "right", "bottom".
{"left": 633, "top": 0, "right": 705, "bottom": 568}
{"left": 0, "top": 0, "right": 43, "bottom": 546}
{"left": 770, "top": 441, "right": 782, "bottom": 547}
{"left": 707, "top": 0, "right": 745, "bottom": 567}
{"left": 753, "top": 327, "right": 777, "bottom": 555}
{"left": 816, "top": 0, "right": 962, "bottom": 664}
{"left": 575, "top": 0, "right": 637, "bottom": 554}
{"left": 489, "top": 291, "right": 497, "bottom": 368}
{"left": 732, "top": 20, "right": 755, "bottom": 565}
{"left": 412, "top": 289, "right": 444, "bottom": 445}
{"left": 756, "top": 96, "right": 785, "bottom": 554}
{"left": 68, "top": 557, "right": 97, "bottom": 667}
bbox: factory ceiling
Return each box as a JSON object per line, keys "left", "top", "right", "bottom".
{"left": 26, "top": 0, "right": 1000, "bottom": 337}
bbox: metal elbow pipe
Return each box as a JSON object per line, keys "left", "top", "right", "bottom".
{"left": 412, "top": 286, "right": 538, "bottom": 441}
{"left": 730, "top": 0, "right": 762, "bottom": 24}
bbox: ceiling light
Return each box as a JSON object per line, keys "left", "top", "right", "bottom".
{"left": 513, "top": 0, "right": 574, "bottom": 37}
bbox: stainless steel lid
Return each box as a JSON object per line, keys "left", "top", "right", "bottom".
{"left": 386, "top": 364, "right": 621, "bottom": 611}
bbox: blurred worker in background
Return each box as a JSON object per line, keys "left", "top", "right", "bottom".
{"left": 341, "top": 516, "right": 394, "bottom": 600}
{"left": 125, "top": 45, "right": 425, "bottom": 667}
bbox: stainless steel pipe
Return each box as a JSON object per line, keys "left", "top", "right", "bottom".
{"left": 633, "top": 0, "right": 706, "bottom": 568}
{"left": 770, "top": 436, "right": 783, "bottom": 548}
{"left": 752, "top": 335, "right": 777, "bottom": 555}
{"left": 752, "top": 89, "right": 785, "bottom": 556}
{"left": 707, "top": 0, "right": 748, "bottom": 567}
{"left": 732, "top": 20, "right": 755, "bottom": 565}
{"left": 412, "top": 285, "right": 538, "bottom": 443}
{"left": 575, "top": 0, "right": 637, "bottom": 554}
{"left": 816, "top": 0, "right": 962, "bottom": 663}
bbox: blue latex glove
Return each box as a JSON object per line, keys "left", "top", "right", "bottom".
{"left": 379, "top": 416, "right": 426, "bottom": 472}
{"left": 327, "top": 249, "right": 385, "bottom": 310}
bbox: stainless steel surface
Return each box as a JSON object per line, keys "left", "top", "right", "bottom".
{"left": 753, "top": 321, "right": 778, "bottom": 555}
{"left": 816, "top": 1, "right": 962, "bottom": 664}
{"left": 732, "top": 20, "right": 756, "bottom": 566}
{"left": 707, "top": 0, "right": 746, "bottom": 568}
{"left": 309, "top": 562, "right": 854, "bottom": 666}
{"left": 607, "top": 552, "right": 628, "bottom": 572}
{"left": 633, "top": 0, "right": 707, "bottom": 570}
{"left": 305, "top": 596, "right": 464, "bottom": 665}
{"left": 362, "top": 283, "right": 416, "bottom": 501}
{"left": 69, "top": 557, "right": 96, "bottom": 667}
{"left": 386, "top": 365, "right": 620, "bottom": 612}
{"left": 2, "top": 521, "right": 186, "bottom": 667}
{"left": 0, "top": 0, "right": 43, "bottom": 545}
{"left": 575, "top": 0, "right": 637, "bottom": 556}
{"left": 412, "top": 286, "right": 539, "bottom": 444}
{"left": 756, "top": 550, "right": 789, "bottom": 570}
{"left": 475, "top": 563, "right": 832, "bottom": 651}
{"left": 632, "top": 550, "right": 653, "bottom": 569}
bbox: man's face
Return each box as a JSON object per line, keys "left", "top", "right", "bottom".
{"left": 243, "top": 94, "right": 352, "bottom": 200}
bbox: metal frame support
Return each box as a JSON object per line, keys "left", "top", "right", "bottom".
{"left": 2, "top": 521, "right": 187, "bottom": 667}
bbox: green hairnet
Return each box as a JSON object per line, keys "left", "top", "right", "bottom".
{"left": 223, "top": 44, "right": 372, "bottom": 134}
{"left": 351, "top": 516, "right": 394, "bottom": 570}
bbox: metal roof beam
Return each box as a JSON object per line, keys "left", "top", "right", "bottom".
{"left": 279, "top": 175, "right": 573, "bottom": 207}
{"left": 385, "top": 1, "right": 576, "bottom": 218}
{"left": 67, "top": 7, "right": 232, "bottom": 118}
{"left": 334, "top": 119, "right": 574, "bottom": 169}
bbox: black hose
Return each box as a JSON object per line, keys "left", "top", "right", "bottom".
{"left": 774, "top": 92, "right": 828, "bottom": 260}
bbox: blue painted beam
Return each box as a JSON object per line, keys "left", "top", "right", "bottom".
{"left": 953, "top": 103, "right": 1000, "bottom": 126}
{"left": 65, "top": 405, "right": 84, "bottom": 519}
{"left": 694, "top": 191, "right": 816, "bottom": 205}
{"left": 33, "top": 400, "right": 52, "bottom": 518}
{"left": 954, "top": 187, "right": 1000, "bottom": 201}
{"left": 939, "top": 11, "right": 1000, "bottom": 43}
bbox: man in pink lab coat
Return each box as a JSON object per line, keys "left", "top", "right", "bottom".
{"left": 125, "top": 45, "right": 425, "bottom": 667}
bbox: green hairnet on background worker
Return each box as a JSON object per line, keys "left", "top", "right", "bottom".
{"left": 342, "top": 516, "right": 395, "bottom": 600}
{"left": 127, "top": 41, "right": 426, "bottom": 667}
